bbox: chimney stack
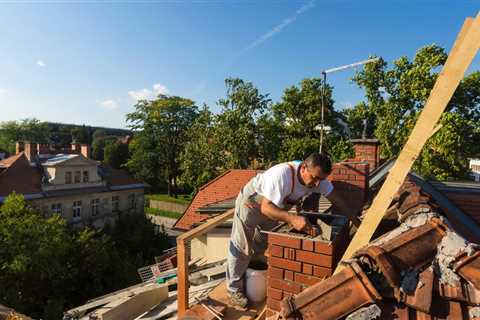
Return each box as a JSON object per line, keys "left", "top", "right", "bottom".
{"left": 37, "top": 143, "right": 50, "bottom": 155}
{"left": 71, "top": 142, "right": 81, "bottom": 153}
{"left": 351, "top": 138, "right": 380, "bottom": 171}
{"left": 24, "top": 142, "right": 37, "bottom": 162}
{"left": 15, "top": 142, "right": 24, "bottom": 155}
{"left": 80, "top": 144, "right": 91, "bottom": 159}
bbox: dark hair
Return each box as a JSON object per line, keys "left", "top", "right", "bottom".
{"left": 304, "top": 153, "right": 332, "bottom": 174}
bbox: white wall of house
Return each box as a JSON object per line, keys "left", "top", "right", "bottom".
{"left": 470, "top": 159, "right": 480, "bottom": 182}
{"left": 189, "top": 227, "right": 231, "bottom": 264}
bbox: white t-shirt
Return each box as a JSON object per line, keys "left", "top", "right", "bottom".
{"left": 253, "top": 161, "right": 334, "bottom": 209}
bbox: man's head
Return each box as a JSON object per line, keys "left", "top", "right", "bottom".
{"left": 299, "top": 153, "right": 332, "bottom": 188}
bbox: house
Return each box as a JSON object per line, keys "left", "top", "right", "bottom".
{"left": 0, "top": 141, "right": 146, "bottom": 228}
{"left": 470, "top": 158, "right": 480, "bottom": 182}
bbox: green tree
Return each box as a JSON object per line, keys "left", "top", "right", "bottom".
{"left": 180, "top": 105, "right": 225, "bottom": 192}
{"left": 350, "top": 44, "right": 480, "bottom": 179}
{"left": 127, "top": 95, "right": 198, "bottom": 195}
{"left": 0, "top": 118, "right": 50, "bottom": 153}
{"left": 215, "top": 78, "right": 271, "bottom": 169}
{"left": 273, "top": 78, "right": 346, "bottom": 161}
{"left": 104, "top": 141, "right": 129, "bottom": 169}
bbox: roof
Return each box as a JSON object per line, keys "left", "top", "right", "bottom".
{"left": 0, "top": 153, "right": 145, "bottom": 201}
{"left": 0, "top": 153, "right": 43, "bottom": 197}
{"left": 279, "top": 177, "right": 480, "bottom": 320}
{"left": 173, "top": 169, "right": 261, "bottom": 231}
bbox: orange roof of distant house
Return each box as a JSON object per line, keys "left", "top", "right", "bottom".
{"left": 173, "top": 169, "right": 261, "bottom": 231}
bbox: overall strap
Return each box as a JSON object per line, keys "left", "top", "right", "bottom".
{"left": 285, "top": 162, "right": 296, "bottom": 204}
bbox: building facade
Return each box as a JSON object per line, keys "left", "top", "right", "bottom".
{"left": 0, "top": 142, "right": 146, "bottom": 228}
{"left": 470, "top": 158, "right": 480, "bottom": 182}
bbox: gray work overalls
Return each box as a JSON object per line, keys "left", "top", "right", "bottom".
{"left": 226, "top": 163, "right": 298, "bottom": 294}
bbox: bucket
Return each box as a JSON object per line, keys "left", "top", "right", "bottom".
{"left": 245, "top": 265, "right": 267, "bottom": 303}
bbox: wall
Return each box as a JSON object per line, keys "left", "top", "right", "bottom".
{"left": 329, "top": 161, "right": 369, "bottom": 215}
{"left": 30, "top": 189, "right": 145, "bottom": 228}
{"left": 206, "top": 228, "right": 230, "bottom": 263}
{"left": 47, "top": 164, "right": 100, "bottom": 185}
{"left": 149, "top": 200, "right": 188, "bottom": 214}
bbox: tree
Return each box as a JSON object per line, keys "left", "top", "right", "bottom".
{"left": 0, "top": 118, "right": 50, "bottom": 153}
{"left": 350, "top": 44, "right": 480, "bottom": 179}
{"left": 104, "top": 141, "right": 129, "bottom": 169}
{"left": 180, "top": 105, "right": 225, "bottom": 192}
{"left": 273, "top": 78, "right": 348, "bottom": 161}
{"left": 127, "top": 95, "right": 198, "bottom": 195}
{"left": 215, "top": 78, "right": 271, "bottom": 169}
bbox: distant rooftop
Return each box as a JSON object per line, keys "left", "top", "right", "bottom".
{"left": 42, "top": 154, "right": 79, "bottom": 165}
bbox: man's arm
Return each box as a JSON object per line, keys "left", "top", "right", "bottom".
{"left": 326, "top": 190, "right": 362, "bottom": 227}
{"left": 260, "top": 198, "right": 311, "bottom": 232}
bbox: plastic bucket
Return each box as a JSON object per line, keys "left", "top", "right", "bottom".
{"left": 245, "top": 267, "right": 267, "bottom": 302}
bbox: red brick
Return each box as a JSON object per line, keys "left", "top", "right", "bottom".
{"left": 314, "top": 241, "right": 333, "bottom": 255}
{"left": 302, "top": 263, "right": 313, "bottom": 275}
{"left": 313, "top": 265, "right": 332, "bottom": 278}
{"left": 269, "top": 245, "right": 283, "bottom": 258}
{"left": 284, "top": 247, "right": 296, "bottom": 260}
{"left": 268, "top": 277, "right": 302, "bottom": 294}
{"left": 285, "top": 270, "right": 294, "bottom": 281}
{"left": 267, "top": 287, "right": 283, "bottom": 300}
{"left": 294, "top": 273, "right": 323, "bottom": 287}
{"left": 269, "top": 256, "right": 302, "bottom": 272}
{"left": 296, "top": 250, "right": 332, "bottom": 268}
{"left": 267, "top": 298, "right": 281, "bottom": 311}
{"left": 302, "top": 239, "right": 314, "bottom": 251}
{"left": 268, "top": 234, "right": 301, "bottom": 249}
{"left": 268, "top": 267, "right": 283, "bottom": 279}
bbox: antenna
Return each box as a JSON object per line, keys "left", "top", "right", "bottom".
{"left": 318, "top": 57, "right": 380, "bottom": 153}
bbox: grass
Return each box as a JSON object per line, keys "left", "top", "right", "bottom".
{"left": 145, "top": 207, "right": 183, "bottom": 219}
{"left": 145, "top": 193, "right": 192, "bottom": 205}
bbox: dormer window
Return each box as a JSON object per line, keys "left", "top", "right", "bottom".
{"left": 74, "top": 171, "right": 81, "bottom": 183}
{"left": 65, "top": 172, "right": 72, "bottom": 184}
{"left": 83, "top": 170, "right": 89, "bottom": 183}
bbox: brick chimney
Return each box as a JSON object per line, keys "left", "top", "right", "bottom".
{"left": 351, "top": 138, "right": 380, "bottom": 171}
{"left": 24, "top": 142, "right": 37, "bottom": 162}
{"left": 37, "top": 143, "right": 50, "bottom": 155}
{"left": 71, "top": 143, "right": 81, "bottom": 153}
{"left": 80, "top": 144, "right": 91, "bottom": 159}
{"left": 15, "top": 142, "right": 24, "bottom": 155}
{"left": 329, "top": 161, "right": 369, "bottom": 215}
{"left": 265, "top": 214, "right": 349, "bottom": 318}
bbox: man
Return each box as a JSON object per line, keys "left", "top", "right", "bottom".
{"left": 226, "top": 152, "right": 359, "bottom": 307}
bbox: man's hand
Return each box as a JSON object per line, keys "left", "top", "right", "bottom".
{"left": 289, "top": 215, "right": 312, "bottom": 233}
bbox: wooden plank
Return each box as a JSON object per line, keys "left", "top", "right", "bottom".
{"left": 178, "top": 208, "right": 234, "bottom": 242}
{"left": 207, "top": 281, "right": 266, "bottom": 320}
{"left": 177, "top": 239, "right": 189, "bottom": 317}
{"left": 177, "top": 208, "right": 234, "bottom": 317}
{"left": 336, "top": 13, "right": 480, "bottom": 273}
{"left": 94, "top": 285, "right": 168, "bottom": 320}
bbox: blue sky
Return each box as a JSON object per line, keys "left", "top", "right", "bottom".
{"left": 0, "top": 1, "right": 478, "bottom": 129}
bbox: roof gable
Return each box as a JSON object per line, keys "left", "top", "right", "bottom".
{"left": 43, "top": 154, "right": 98, "bottom": 167}
{"left": 173, "top": 169, "right": 261, "bottom": 231}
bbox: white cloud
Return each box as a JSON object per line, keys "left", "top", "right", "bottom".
{"left": 0, "top": 88, "right": 7, "bottom": 97}
{"left": 100, "top": 99, "right": 119, "bottom": 110}
{"left": 36, "top": 60, "right": 46, "bottom": 67}
{"left": 128, "top": 83, "right": 169, "bottom": 101}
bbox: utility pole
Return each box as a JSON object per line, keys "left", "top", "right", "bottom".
{"left": 319, "top": 57, "right": 380, "bottom": 153}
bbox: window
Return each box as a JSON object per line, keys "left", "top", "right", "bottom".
{"left": 128, "top": 194, "right": 135, "bottom": 210}
{"left": 73, "top": 200, "right": 82, "bottom": 220}
{"left": 74, "top": 171, "right": 81, "bottom": 183}
{"left": 65, "top": 172, "right": 72, "bottom": 184}
{"left": 83, "top": 170, "right": 89, "bottom": 183}
{"left": 51, "top": 203, "right": 62, "bottom": 215}
{"left": 112, "top": 196, "right": 120, "bottom": 212}
{"left": 91, "top": 198, "right": 100, "bottom": 216}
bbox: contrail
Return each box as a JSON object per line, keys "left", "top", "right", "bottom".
{"left": 240, "top": 1, "right": 315, "bottom": 54}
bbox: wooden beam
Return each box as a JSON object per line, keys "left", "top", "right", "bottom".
{"left": 178, "top": 208, "right": 234, "bottom": 242}
{"left": 336, "top": 13, "right": 480, "bottom": 273}
{"left": 176, "top": 208, "right": 235, "bottom": 317}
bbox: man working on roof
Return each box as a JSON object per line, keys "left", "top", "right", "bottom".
{"left": 226, "top": 152, "right": 360, "bottom": 308}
